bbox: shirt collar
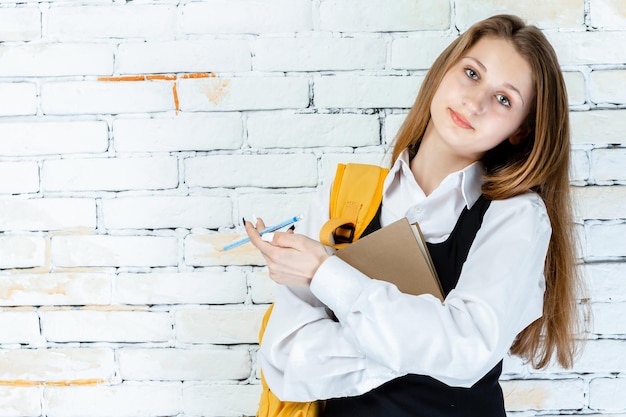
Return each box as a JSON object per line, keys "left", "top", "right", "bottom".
{"left": 386, "top": 149, "right": 484, "bottom": 209}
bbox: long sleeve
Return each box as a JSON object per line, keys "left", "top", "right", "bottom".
{"left": 258, "top": 163, "right": 550, "bottom": 402}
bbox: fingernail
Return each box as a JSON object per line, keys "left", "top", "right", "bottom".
{"left": 288, "top": 225, "right": 295, "bottom": 231}
{"left": 242, "top": 217, "right": 246, "bottom": 225}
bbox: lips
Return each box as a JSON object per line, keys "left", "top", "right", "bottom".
{"left": 449, "top": 109, "right": 473, "bottom": 129}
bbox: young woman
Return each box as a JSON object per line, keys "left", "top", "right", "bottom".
{"left": 246, "top": 14, "right": 581, "bottom": 416}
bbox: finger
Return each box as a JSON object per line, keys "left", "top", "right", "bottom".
{"left": 244, "top": 219, "right": 265, "bottom": 247}
{"left": 270, "top": 231, "right": 306, "bottom": 250}
{"left": 245, "top": 220, "right": 282, "bottom": 258}
{"left": 253, "top": 216, "right": 267, "bottom": 230}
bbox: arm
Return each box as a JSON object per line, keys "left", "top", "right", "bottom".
{"left": 253, "top": 193, "right": 550, "bottom": 401}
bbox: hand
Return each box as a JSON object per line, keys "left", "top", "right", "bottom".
{"left": 245, "top": 217, "right": 329, "bottom": 286}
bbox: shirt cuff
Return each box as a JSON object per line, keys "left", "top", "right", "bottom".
{"left": 310, "top": 255, "right": 372, "bottom": 321}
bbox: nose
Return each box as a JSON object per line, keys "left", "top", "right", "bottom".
{"left": 462, "top": 87, "right": 488, "bottom": 115}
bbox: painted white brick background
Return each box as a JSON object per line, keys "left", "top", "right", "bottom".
{"left": 0, "top": 1, "right": 623, "bottom": 416}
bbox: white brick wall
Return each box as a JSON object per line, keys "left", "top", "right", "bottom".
{"left": 0, "top": 1, "right": 623, "bottom": 416}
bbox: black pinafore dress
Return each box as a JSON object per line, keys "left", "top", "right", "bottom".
{"left": 323, "top": 196, "right": 506, "bottom": 417}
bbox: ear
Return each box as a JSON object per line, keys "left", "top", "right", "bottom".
{"left": 509, "top": 122, "right": 531, "bottom": 145}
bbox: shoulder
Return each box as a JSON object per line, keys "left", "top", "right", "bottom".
{"left": 485, "top": 192, "right": 551, "bottom": 233}
{"left": 488, "top": 191, "right": 547, "bottom": 213}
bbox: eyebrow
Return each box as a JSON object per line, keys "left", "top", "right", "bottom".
{"left": 464, "top": 56, "right": 525, "bottom": 107}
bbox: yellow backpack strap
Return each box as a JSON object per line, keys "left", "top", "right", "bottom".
{"left": 319, "top": 163, "right": 388, "bottom": 249}
{"left": 256, "top": 164, "right": 387, "bottom": 417}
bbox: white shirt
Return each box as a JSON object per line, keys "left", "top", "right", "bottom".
{"left": 259, "top": 150, "right": 550, "bottom": 402}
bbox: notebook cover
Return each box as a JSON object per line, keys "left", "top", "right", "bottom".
{"left": 334, "top": 217, "right": 444, "bottom": 301}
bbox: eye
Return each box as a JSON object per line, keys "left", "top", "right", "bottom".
{"left": 496, "top": 94, "right": 511, "bottom": 107}
{"left": 464, "top": 67, "right": 479, "bottom": 80}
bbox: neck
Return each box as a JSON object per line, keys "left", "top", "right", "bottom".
{"left": 411, "top": 124, "right": 477, "bottom": 196}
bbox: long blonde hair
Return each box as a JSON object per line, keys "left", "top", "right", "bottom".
{"left": 392, "top": 15, "right": 581, "bottom": 369}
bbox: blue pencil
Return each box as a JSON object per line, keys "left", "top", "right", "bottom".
{"left": 222, "top": 215, "right": 302, "bottom": 251}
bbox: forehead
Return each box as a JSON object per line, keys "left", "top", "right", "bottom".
{"left": 461, "top": 36, "right": 534, "bottom": 101}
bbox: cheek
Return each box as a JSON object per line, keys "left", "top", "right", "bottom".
{"left": 492, "top": 109, "right": 526, "bottom": 136}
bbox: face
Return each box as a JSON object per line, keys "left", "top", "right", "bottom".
{"left": 426, "top": 36, "right": 534, "bottom": 165}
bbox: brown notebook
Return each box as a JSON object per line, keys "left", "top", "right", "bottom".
{"left": 334, "top": 218, "right": 444, "bottom": 301}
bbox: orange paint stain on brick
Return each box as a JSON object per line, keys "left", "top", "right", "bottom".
{"left": 180, "top": 72, "right": 213, "bottom": 79}
{"left": 172, "top": 83, "right": 180, "bottom": 115}
{"left": 0, "top": 378, "right": 107, "bottom": 387}
{"left": 98, "top": 74, "right": 177, "bottom": 82}
{"left": 98, "top": 72, "right": 216, "bottom": 113}
{"left": 203, "top": 79, "right": 231, "bottom": 105}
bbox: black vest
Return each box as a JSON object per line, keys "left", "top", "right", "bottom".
{"left": 323, "top": 196, "right": 506, "bottom": 417}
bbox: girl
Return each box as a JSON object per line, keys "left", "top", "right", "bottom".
{"left": 246, "top": 14, "right": 581, "bottom": 416}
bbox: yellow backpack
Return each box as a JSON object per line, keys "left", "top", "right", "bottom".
{"left": 256, "top": 163, "right": 389, "bottom": 417}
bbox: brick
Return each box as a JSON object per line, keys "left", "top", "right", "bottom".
{"left": 589, "top": 377, "right": 626, "bottom": 410}
{"left": 573, "top": 186, "right": 626, "bottom": 220}
{"left": 584, "top": 263, "right": 626, "bottom": 301}
{"left": 587, "top": 222, "right": 626, "bottom": 259}
{"left": 185, "top": 233, "right": 266, "bottom": 267}
{"left": 45, "top": 384, "right": 181, "bottom": 417}
{"left": 0, "top": 236, "right": 46, "bottom": 269}
{"left": 114, "top": 271, "right": 247, "bottom": 305}
{"left": 249, "top": 271, "right": 276, "bottom": 304}
{"left": 456, "top": 0, "right": 584, "bottom": 30}
{"left": 0, "top": 273, "right": 112, "bottom": 307}
{"left": 589, "top": 0, "right": 626, "bottom": 29}
{"left": 51, "top": 235, "right": 178, "bottom": 268}
{"left": 101, "top": 196, "right": 232, "bottom": 230}
{"left": 563, "top": 71, "right": 586, "bottom": 106}
{"left": 0, "top": 311, "right": 40, "bottom": 344}
{"left": 181, "top": 0, "right": 312, "bottom": 34}
{"left": 319, "top": 0, "right": 450, "bottom": 31}
{"left": 0, "top": 348, "right": 114, "bottom": 382}
{"left": 185, "top": 154, "right": 318, "bottom": 188}
{"left": 590, "top": 70, "right": 626, "bottom": 104}
{"left": 570, "top": 110, "right": 626, "bottom": 145}
{"left": 47, "top": 4, "right": 176, "bottom": 40}
{"left": 175, "top": 308, "right": 266, "bottom": 344}
{"left": 254, "top": 37, "right": 386, "bottom": 71}
{"left": 117, "top": 40, "right": 251, "bottom": 74}
{"left": 113, "top": 115, "right": 243, "bottom": 152}
{"left": 385, "top": 113, "right": 409, "bottom": 145}
{"left": 571, "top": 340, "right": 626, "bottom": 373}
{"left": 547, "top": 31, "right": 626, "bottom": 66}
{"left": 41, "top": 81, "right": 174, "bottom": 115}
{"left": 0, "top": 386, "right": 40, "bottom": 417}
{"left": 592, "top": 302, "right": 626, "bottom": 335}
{"left": 238, "top": 192, "right": 314, "bottom": 227}
{"left": 0, "top": 7, "right": 40, "bottom": 41}
{"left": 0, "top": 198, "right": 95, "bottom": 231}
{"left": 42, "top": 157, "right": 178, "bottom": 192}
{"left": 177, "top": 76, "right": 309, "bottom": 111}
{"left": 391, "top": 35, "right": 458, "bottom": 70}
{"left": 119, "top": 348, "right": 250, "bottom": 381}
{"left": 501, "top": 378, "right": 585, "bottom": 411}
{"left": 0, "top": 83, "right": 37, "bottom": 116}
{"left": 0, "top": 121, "right": 108, "bottom": 156}
{"left": 0, "top": 44, "right": 113, "bottom": 77}
{"left": 0, "top": 162, "right": 39, "bottom": 194}
{"left": 247, "top": 113, "right": 380, "bottom": 148}
{"left": 314, "top": 76, "right": 423, "bottom": 108}
{"left": 42, "top": 310, "right": 171, "bottom": 343}
{"left": 591, "top": 148, "right": 626, "bottom": 182}
{"left": 183, "top": 383, "right": 261, "bottom": 417}
{"left": 570, "top": 149, "right": 590, "bottom": 184}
